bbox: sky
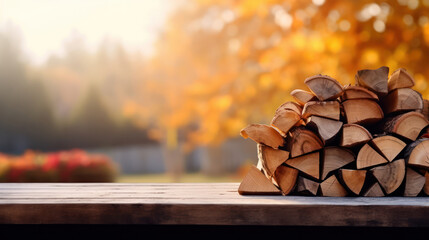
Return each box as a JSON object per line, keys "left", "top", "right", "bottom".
{"left": 0, "top": 0, "right": 179, "bottom": 65}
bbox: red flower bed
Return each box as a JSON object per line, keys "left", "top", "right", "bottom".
{"left": 0, "top": 149, "right": 118, "bottom": 182}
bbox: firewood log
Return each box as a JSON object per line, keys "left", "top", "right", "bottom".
{"left": 355, "top": 66, "right": 389, "bottom": 96}
{"left": 276, "top": 101, "right": 303, "bottom": 115}
{"left": 257, "top": 144, "right": 289, "bottom": 177}
{"left": 286, "top": 127, "right": 323, "bottom": 157}
{"left": 320, "top": 174, "right": 348, "bottom": 197}
{"left": 295, "top": 176, "right": 320, "bottom": 195}
{"left": 306, "top": 116, "right": 343, "bottom": 144}
{"left": 382, "top": 112, "right": 429, "bottom": 141}
{"left": 302, "top": 100, "right": 340, "bottom": 120}
{"left": 341, "top": 85, "right": 379, "bottom": 101}
{"left": 238, "top": 165, "right": 281, "bottom": 195}
{"left": 339, "top": 169, "right": 367, "bottom": 195}
{"left": 370, "top": 159, "right": 406, "bottom": 195}
{"left": 370, "top": 135, "right": 406, "bottom": 162}
{"left": 290, "top": 89, "right": 317, "bottom": 106}
{"left": 321, "top": 146, "right": 355, "bottom": 180}
{"left": 387, "top": 68, "right": 415, "bottom": 92}
{"left": 356, "top": 143, "right": 388, "bottom": 169}
{"left": 240, "top": 124, "right": 285, "bottom": 149}
{"left": 340, "top": 123, "right": 372, "bottom": 148}
{"left": 304, "top": 74, "right": 344, "bottom": 101}
{"left": 424, "top": 171, "right": 429, "bottom": 195}
{"left": 273, "top": 164, "right": 299, "bottom": 195}
{"left": 404, "top": 139, "right": 429, "bottom": 169}
{"left": 362, "top": 182, "right": 385, "bottom": 197}
{"left": 271, "top": 109, "right": 301, "bottom": 136}
{"left": 404, "top": 167, "right": 425, "bottom": 197}
{"left": 342, "top": 99, "right": 384, "bottom": 125}
{"left": 381, "top": 88, "right": 423, "bottom": 115}
{"left": 285, "top": 151, "right": 320, "bottom": 180}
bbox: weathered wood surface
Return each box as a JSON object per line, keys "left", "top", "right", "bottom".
{"left": 1, "top": 183, "right": 429, "bottom": 226}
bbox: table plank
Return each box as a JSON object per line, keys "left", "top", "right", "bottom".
{"left": 0, "top": 183, "right": 428, "bottom": 226}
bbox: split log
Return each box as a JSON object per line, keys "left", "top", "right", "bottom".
{"left": 271, "top": 109, "right": 301, "bottom": 136}
{"left": 276, "top": 101, "right": 302, "bottom": 115}
{"left": 356, "top": 143, "right": 388, "bottom": 169}
{"left": 381, "top": 88, "right": 423, "bottom": 115}
{"left": 340, "top": 123, "right": 372, "bottom": 148}
{"left": 370, "top": 135, "right": 406, "bottom": 162}
{"left": 321, "top": 146, "right": 355, "bottom": 180}
{"left": 387, "top": 68, "right": 415, "bottom": 91}
{"left": 240, "top": 124, "right": 285, "bottom": 149}
{"left": 302, "top": 100, "right": 340, "bottom": 120}
{"left": 370, "top": 159, "right": 406, "bottom": 195}
{"left": 304, "top": 74, "right": 343, "bottom": 101}
{"left": 339, "top": 169, "right": 367, "bottom": 195}
{"left": 287, "top": 127, "right": 324, "bottom": 158}
{"left": 404, "top": 167, "right": 425, "bottom": 197}
{"left": 362, "top": 182, "right": 385, "bottom": 197}
{"left": 285, "top": 151, "right": 320, "bottom": 180}
{"left": 273, "top": 164, "right": 299, "bottom": 195}
{"left": 355, "top": 66, "right": 389, "bottom": 96}
{"left": 290, "top": 89, "right": 317, "bottom": 106}
{"left": 404, "top": 139, "right": 429, "bottom": 169}
{"left": 238, "top": 165, "right": 281, "bottom": 195}
{"left": 383, "top": 112, "right": 429, "bottom": 141}
{"left": 257, "top": 144, "right": 289, "bottom": 177}
{"left": 341, "top": 85, "right": 379, "bottom": 101}
{"left": 295, "top": 176, "right": 320, "bottom": 196}
{"left": 319, "top": 174, "right": 348, "bottom": 197}
{"left": 306, "top": 116, "right": 343, "bottom": 144}
{"left": 342, "top": 99, "right": 384, "bottom": 125}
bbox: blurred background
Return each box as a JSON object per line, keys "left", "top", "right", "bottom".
{"left": 0, "top": 0, "right": 428, "bottom": 182}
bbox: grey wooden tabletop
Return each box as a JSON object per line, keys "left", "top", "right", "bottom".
{"left": 0, "top": 182, "right": 428, "bottom": 226}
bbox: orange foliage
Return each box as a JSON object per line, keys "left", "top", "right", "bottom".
{"left": 128, "top": 0, "right": 429, "bottom": 147}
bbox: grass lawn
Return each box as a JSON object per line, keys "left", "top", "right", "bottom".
{"left": 116, "top": 172, "right": 242, "bottom": 183}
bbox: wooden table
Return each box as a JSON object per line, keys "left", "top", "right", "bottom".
{"left": 1, "top": 182, "right": 429, "bottom": 228}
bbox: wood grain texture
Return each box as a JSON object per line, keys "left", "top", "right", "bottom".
{"left": 1, "top": 183, "right": 429, "bottom": 226}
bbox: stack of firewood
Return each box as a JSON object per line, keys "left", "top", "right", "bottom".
{"left": 238, "top": 66, "right": 429, "bottom": 197}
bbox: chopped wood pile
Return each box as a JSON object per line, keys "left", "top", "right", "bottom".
{"left": 238, "top": 66, "right": 429, "bottom": 197}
